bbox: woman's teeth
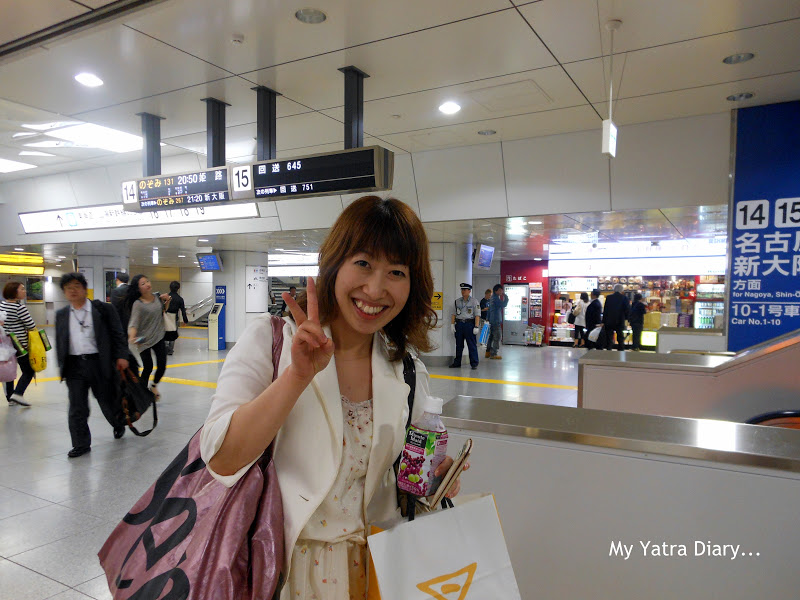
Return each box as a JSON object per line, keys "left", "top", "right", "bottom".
{"left": 354, "top": 299, "right": 385, "bottom": 315}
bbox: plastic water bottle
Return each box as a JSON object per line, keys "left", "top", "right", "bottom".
{"left": 397, "top": 396, "right": 448, "bottom": 497}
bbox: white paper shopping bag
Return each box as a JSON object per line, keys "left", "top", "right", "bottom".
{"left": 368, "top": 494, "right": 521, "bottom": 600}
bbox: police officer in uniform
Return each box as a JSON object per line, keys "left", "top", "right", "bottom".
{"left": 450, "top": 283, "right": 481, "bottom": 370}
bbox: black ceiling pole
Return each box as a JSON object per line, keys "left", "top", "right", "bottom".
{"left": 136, "top": 112, "right": 164, "bottom": 177}
{"left": 253, "top": 86, "right": 280, "bottom": 161}
{"left": 202, "top": 97, "right": 230, "bottom": 168}
{"left": 338, "top": 66, "right": 369, "bottom": 149}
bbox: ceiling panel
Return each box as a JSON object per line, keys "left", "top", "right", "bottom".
{"left": 0, "top": 0, "right": 88, "bottom": 46}
{"left": 244, "top": 9, "right": 558, "bottom": 110}
{"left": 78, "top": 0, "right": 129, "bottom": 7}
{"left": 599, "top": 71, "right": 800, "bottom": 127}
{"left": 0, "top": 24, "right": 231, "bottom": 115}
{"left": 124, "top": 0, "right": 511, "bottom": 75}
{"left": 163, "top": 112, "right": 344, "bottom": 159}
{"left": 380, "top": 105, "right": 600, "bottom": 153}
{"left": 72, "top": 76, "right": 311, "bottom": 139}
{"left": 566, "top": 20, "right": 800, "bottom": 104}
{"left": 322, "top": 66, "right": 588, "bottom": 137}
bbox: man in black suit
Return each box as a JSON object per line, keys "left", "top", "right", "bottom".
{"left": 109, "top": 273, "right": 130, "bottom": 328}
{"left": 584, "top": 289, "right": 603, "bottom": 349}
{"left": 56, "top": 273, "right": 129, "bottom": 458}
{"left": 602, "top": 284, "right": 631, "bottom": 351}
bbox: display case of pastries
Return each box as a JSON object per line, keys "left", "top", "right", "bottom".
{"left": 620, "top": 277, "right": 627, "bottom": 283}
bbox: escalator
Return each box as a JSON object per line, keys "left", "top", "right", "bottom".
{"left": 186, "top": 296, "right": 214, "bottom": 326}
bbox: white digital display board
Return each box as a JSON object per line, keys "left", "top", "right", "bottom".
{"left": 19, "top": 203, "right": 259, "bottom": 234}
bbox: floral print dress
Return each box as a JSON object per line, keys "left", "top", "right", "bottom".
{"left": 284, "top": 396, "right": 374, "bottom": 600}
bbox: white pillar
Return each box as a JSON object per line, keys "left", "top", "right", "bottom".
{"left": 213, "top": 250, "right": 269, "bottom": 346}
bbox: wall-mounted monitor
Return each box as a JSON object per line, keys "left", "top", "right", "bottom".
{"left": 196, "top": 252, "right": 223, "bottom": 272}
{"left": 474, "top": 244, "right": 495, "bottom": 270}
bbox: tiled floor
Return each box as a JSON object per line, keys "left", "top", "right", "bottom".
{"left": 0, "top": 332, "right": 580, "bottom": 599}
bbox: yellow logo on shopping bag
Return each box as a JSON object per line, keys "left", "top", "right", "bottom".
{"left": 417, "top": 562, "right": 477, "bottom": 600}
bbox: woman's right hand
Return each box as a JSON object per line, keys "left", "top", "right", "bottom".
{"left": 283, "top": 277, "right": 334, "bottom": 383}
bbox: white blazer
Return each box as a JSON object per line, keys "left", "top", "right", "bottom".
{"left": 200, "top": 314, "right": 430, "bottom": 573}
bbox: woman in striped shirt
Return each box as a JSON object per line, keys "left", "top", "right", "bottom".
{"left": 2, "top": 281, "right": 37, "bottom": 407}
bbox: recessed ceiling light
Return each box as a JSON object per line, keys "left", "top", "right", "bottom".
{"left": 57, "top": 255, "right": 66, "bottom": 259}
{"left": 722, "top": 52, "right": 754, "bottom": 65}
{"left": 295, "top": 8, "right": 326, "bottom": 24}
{"left": 198, "top": 238, "right": 209, "bottom": 242}
{"left": 14, "top": 248, "right": 25, "bottom": 251}
{"left": 19, "top": 151, "right": 55, "bottom": 157}
{"left": 478, "top": 129, "right": 496, "bottom": 136}
{"left": 727, "top": 92, "right": 754, "bottom": 102}
{"left": 534, "top": 257, "right": 543, "bottom": 261}
{"left": 178, "top": 254, "right": 186, "bottom": 258}
{"left": 527, "top": 220, "right": 542, "bottom": 225}
{"left": 438, "top": 101, "right": 461, "bottom": 115}
{"left": 0, "top": 158, "right": 37, "bottom": 173}
{"left": 45, "top": 123, "right": 142, "bottom": 153}
{"left": 74, "top": 72, "right": 104, "bottom": 87}
{"left": 12, "top": 132, "right": 38, "bottom": 138}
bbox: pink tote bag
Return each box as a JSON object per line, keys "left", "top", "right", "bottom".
{"left": 99, "top": 316, "right": 286, "bottom": 599}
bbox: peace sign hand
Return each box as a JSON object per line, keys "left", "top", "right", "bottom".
{"left": 283, "top": 277, "right": 335, "bottom": 384}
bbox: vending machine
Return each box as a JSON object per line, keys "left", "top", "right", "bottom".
{"left": 503, "top": 284, "right": 529, "bottom": 345}
{"left": 694, "top": 283, "right": 725, "bottom": 329}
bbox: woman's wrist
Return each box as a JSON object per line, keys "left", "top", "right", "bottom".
{"left": 282, "top": 363, "right": 314, "bottom": 390}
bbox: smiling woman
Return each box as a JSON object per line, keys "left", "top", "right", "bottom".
{"left": 195, "top": 195, "right": 462, "bottom": 600}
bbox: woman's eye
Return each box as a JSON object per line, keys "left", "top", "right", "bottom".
{"left": 390, "top": 270, "right": 407, "bottom": 278}
{"left": 355, "top": 260, "right": 369, "bottom": 268}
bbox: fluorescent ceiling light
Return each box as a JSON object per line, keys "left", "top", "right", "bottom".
{"left": 534, "top": 258, "right": 543, "bottom": 261}
{"left": 0, "top": 158, "right": 37, "bottom": 173}
{"left": 198, "top": 238, "right": 209, "bottom": 242}
{"left": 152, "top": 249, "right": 159, "bottom": 265}
{"left": 74, "top": 72, "right": 103, "bottom": 87}
{"left": 12, "top": 132, "right": 38, "bottom": 138}
{"left": 438, "top": 101, "right": 461, "bottom": 115}
{"left": 25, "top": 140, "right": 77, "bottom": 148}
{"left": 527, "top": 220, "right": 542, "bottom": 225}
{"left": 178, "top": 254, "right": 186, "bottom": 258}
{"left": 14, "top": 248, "right": 25, "bottom": 251}
{"left": 22, "top": 121, "right": 77, "bottom": 131}
{"left": 19, "top": 151, "right": 55, "bottom": 157}
{"left": 268, "top": 252, "right": 319, "bottom": 266}
{"left": 45, "top": 123, "right": 143, "bottom": 153}
{"left": 57, "top": 255, "right": 66, "bottom": 259}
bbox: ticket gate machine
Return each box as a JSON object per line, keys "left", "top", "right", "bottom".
{"left": 208, "top": 303, "right": 226, "bottom": 350}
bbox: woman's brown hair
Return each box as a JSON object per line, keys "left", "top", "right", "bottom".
{"left": 297, "top": 196, "right": 437, "bottom": 360}
{"left": 2, "top": 281, "right": 23, "bottom": 300}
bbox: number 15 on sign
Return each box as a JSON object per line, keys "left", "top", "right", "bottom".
{"left": 232, "top": 165, "right": 252, "bottom": 192}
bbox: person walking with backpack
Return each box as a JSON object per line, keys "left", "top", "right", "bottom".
{"left": 56, "top": 273, "right": 129, "bottom": 458}
{"left": 2, "top": 281, "right": 37, "bottom": 407}
{"left": 164, "top": 281, "right": 189, "bottom": 356}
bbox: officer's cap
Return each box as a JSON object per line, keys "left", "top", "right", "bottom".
{"left": 459, "top": 282, "right": 472, "bottom": 290}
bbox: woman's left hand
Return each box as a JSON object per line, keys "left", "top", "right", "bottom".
{"left": 434, "top": 457, "right": 471, "bottom": 498}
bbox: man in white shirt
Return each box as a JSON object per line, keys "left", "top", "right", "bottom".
{"left": 56, "top": 273, "right": 129, "bottom": 458}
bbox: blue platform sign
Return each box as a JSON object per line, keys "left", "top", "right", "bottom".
{"left": 728, "top": 102, "right": 800, "bottom": 352}
{"left": 214, "top": 285, "right": 226, "bottom": 350}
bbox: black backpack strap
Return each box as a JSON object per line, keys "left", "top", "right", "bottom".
{"left": 402, "top": 353, "right": 416, "bottom": 429}
{"left": 395, "top": 354, "right": 416, "bottom": 514}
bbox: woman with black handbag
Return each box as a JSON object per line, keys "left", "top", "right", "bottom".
{"left": 125, "top": 275, "right": 169, "bottom": 400}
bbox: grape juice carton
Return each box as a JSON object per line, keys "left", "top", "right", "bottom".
{"left": 397, "top": 396, "right": 448, "bottom": 497}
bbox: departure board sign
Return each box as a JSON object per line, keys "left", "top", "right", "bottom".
{"left": 230, "top": 146, "right": 393, "bottom": 201}
{"left": 135, "top": 168, "right": 230, "bottom": 211}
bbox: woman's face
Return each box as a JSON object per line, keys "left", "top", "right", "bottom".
{"left": 138, "top": 278, "right": 151, "bottom": 294}
{"left": 333, "top": 252, "right": 410, "bottom": 337}
{"left": 16, "top": 284, "right": 26, "bottom": 300}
